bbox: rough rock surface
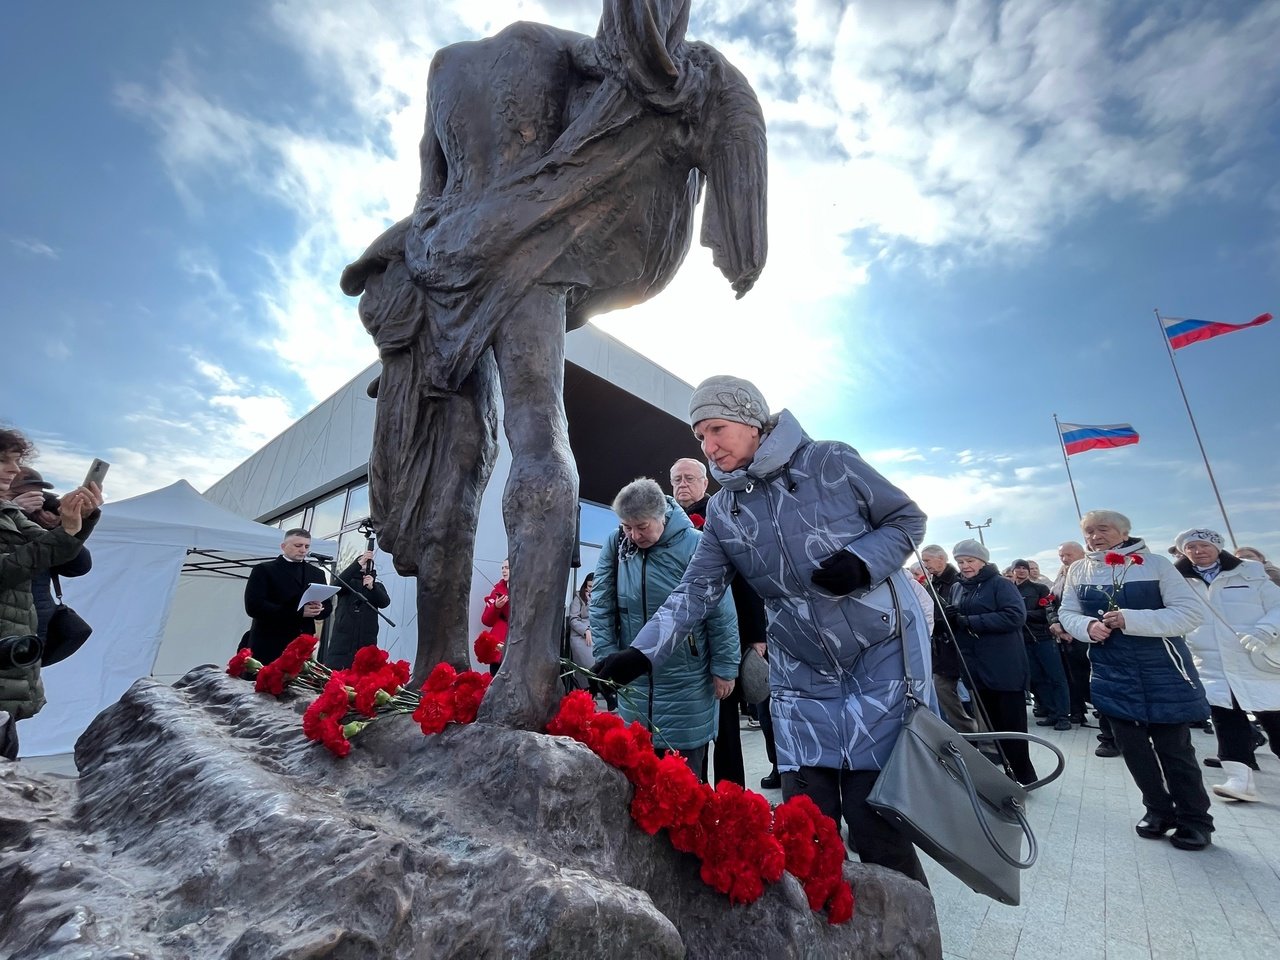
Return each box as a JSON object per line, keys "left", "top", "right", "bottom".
{"left": 1, "top": 666, "right": 941, "bottom": 959}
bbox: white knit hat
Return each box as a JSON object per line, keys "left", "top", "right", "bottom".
{"left": 1175, "top": 528, "right": 1225, "bottom": 552}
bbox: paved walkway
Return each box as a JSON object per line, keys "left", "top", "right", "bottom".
{"left": 740, "top": 717, "right": 1280, "bottom": 960}
{"left": 21, "top": 716, "right": 1280, "bottom": 958}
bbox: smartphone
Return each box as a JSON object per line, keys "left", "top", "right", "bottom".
{"left": 83, "top": 458, "right": 111, "bottom": 489}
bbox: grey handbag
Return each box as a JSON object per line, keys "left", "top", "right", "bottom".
{"left": 867, "top": 580, "right": 1065, "bottom": 905}
{"left": 738, "top": 646, "right": 769, "bottom": 704}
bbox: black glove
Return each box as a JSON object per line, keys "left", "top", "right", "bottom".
{"left": 593, "top": 648, "right": 652, "bottom": 687}
{"left": 810, "top": 549, "right": 871, "bottom": 595}
{"left": 939, "top": 603, "right": 969, "bottom": 631}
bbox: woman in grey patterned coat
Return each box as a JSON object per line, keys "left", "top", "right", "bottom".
{"left": 596, "top": 376, "right": 933, "bottom": 884}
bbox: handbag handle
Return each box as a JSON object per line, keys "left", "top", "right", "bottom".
{"left": 51, "top": 573, "right": 66, "bottom": 605}
{"left": 943, "top": 740, "right": 1039, "bottom": 869}
{"left": 959, "top": 730, "right": 1066, "bottom": 792}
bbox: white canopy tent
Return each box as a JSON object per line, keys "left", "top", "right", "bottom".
{"left": 19, "top": 480, "right": 336, "bottom": 758}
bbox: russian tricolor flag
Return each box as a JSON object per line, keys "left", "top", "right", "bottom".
{"left": 1058, "top": 422, "right": 1140, "bottom": 457}
{"left": 1161, "top": 313, "right": 1273, "bottom": 351}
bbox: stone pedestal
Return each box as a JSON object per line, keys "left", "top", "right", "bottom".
{"left": 0, "top": 667, "right": 941, "bottom": 958}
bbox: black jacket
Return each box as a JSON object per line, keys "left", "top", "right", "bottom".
{"left": 323, "top": 560, "right": 391, "bottom": 669}
{"left": 1014, "top": 578, "right": 1052, "bottom": 641}
{"left": 949, "top": 563, "right": 1030, "bottom": 692}
{"left": 244, "top": 556, "right": 332, "bottom": 663}
{"left": 927, "top": 564, "right": 962, "bottom": 678}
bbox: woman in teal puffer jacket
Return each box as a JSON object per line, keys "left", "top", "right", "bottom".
{"left": 590, "top": 478, "right": 739, "bottom": 777}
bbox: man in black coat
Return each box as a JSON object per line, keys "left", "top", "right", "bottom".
{"left": 1012, "top": 559, "right": 1071, "bottom": 731}
{"left": 323, "top": 550, "right": 392, "bottom": 669}
{"left": 920, "top": 545, "right": 978, "bottom": 733}
{"left": 243, "top": 529, "right": 333, "bottom": 663}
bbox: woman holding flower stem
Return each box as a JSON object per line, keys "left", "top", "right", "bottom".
{"left": 1057, "top": 509, "right": 1214, "bottom": 851}
{"left": 589, "top": 478, "right": 739, "bottom": 780}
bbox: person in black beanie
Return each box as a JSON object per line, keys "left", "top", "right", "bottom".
{"left": 243, "top": 529, "right": 333, "bottom": 663}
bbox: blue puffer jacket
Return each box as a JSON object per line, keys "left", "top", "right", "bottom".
{"left": 590, "top": 497, "right": 739, "bottom": 751}
{"left": 1058, "top": 539, "right": 1208, "bottom": 724}
{"left": 629, "top": 411, "right": 933, "bottom": 772}
{"left": 949, "top": 563, "right": 1030, "bottom": 692}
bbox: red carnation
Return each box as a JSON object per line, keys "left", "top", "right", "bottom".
{"left": 1037, "top": 596, "right": 1051, "bottom": 607}
{"left": 474, "top": 630, "right": 505, "bottom": 665}
{"left": 826, "top": 882, "right": 855, "bottom": 925}
{"left": 689, "top": 513, "right": 706, "bottom": 529}
{"left": 226, "top": 648, "right": 261, "bottom": 678}
{"left": 1104, "top": 552, "right": 1126, "bottom": 566}
{"left": 1130, "top": 554, "right": 1145, "bottom": 565}
{"left": 351, "top": 645, "right": 389, "bottom": 674}
{"left": 450, "top": 671, "right": 492, "bottom": 723}
{"left": 423, "top": 662, "right": 457, "bottom": 693}
{"left": 253, "top": 662, "right": 288, "bottom": 696}
{"left": 547, "top": 689, "right": 598, "bottom": 741}
{"left": 412, "top": 691, "right": 454, "bottom": 735}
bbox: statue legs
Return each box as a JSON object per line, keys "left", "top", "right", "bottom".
{"left": 478, "top": 285, "right": 578, "bottom": 730}
{"left": 370, "top": 345, "right": 500, "bottom": 685}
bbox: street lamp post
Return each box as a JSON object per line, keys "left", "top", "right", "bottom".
{"left": 964, "top": 518, "right": 993, "bottom": 546}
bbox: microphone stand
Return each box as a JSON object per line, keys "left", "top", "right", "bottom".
{"left": 330, "top": 533, "right": 397, "bottom": 628}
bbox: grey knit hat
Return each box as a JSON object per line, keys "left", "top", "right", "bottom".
{"left": 688, "top": 375, "right": 769, "bottom": 429}
{"left": 952, "top": 539, "right": 990, "bottom": 563}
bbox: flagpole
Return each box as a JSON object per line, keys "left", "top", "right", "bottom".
{"left": 1153, "top": 308, "right": 1238, "bottom": 548}
{"left": 1052, "top": 414, "right": 1083, "bottom": 520}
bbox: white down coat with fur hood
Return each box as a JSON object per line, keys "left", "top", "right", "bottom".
{"left": 1179, "top": 554, "right": 1280, "bottom": 711}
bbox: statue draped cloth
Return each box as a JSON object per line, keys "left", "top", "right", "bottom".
{"left": 341, "top": 0, "right": 767, "bottom": 725}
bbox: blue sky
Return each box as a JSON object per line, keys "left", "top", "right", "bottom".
{"left": 3, "top": 0, "right": 1277, "bottom": 574}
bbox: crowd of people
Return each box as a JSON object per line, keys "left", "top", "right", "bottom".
{"left": 7, "top": 381, "right": 1280, "bottom": 890}
{"left": 570, "top": 374, "right": 1280, "bottom": 885}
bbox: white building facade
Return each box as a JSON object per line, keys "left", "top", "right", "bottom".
{"left": 203, "top": 324, "right": 704, "bottom": 669}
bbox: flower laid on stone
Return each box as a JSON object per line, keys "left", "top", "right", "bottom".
{"left": 545, "top": 689, "right": 855, "bottom": 924}
{"left": 411, "top": 662, "right": 493, "bottom": 735}
{"left": 252, "top": 634, "right": 330, "bottom": 695}
{"left": 225, "top": 647, "right": 262, "bottom": 678}
{"left": 473, "top": 629, "right": 505, "bottom": 665}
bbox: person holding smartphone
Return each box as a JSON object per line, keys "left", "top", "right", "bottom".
{"left": 1, "top": 427, "right": 104, "bottom": 756}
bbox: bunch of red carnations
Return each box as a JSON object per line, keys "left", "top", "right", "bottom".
{"left": 229, "top": 638, "right": 483, "bottom": 757}
{"left": 226, "top": 634, "right": 331, "bottom": 695}
{"left": 299, "top": 645, "right": 420, "bottom": 756}
{"left": 411, "top": 662, "right": 493, "bottom": 734}
{"left": 473, "top": 630, "right": 505, "bottom": 665}
{"left": 545, "top": 689, "right": 854, "bottom": 923}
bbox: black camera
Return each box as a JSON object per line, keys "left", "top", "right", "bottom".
{"left": 0, "top": 635, "right": 43, "bottom": 671}
{"left": 42, "top": 493, "right": 61, "bottom": 513}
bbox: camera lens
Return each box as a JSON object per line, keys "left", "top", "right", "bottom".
{"left": 0, "top": 634, "right": 43, "bottom": 671}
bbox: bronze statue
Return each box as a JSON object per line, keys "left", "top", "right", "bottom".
{"left": 341, "top": 0, "right": 767, "bottom": 729}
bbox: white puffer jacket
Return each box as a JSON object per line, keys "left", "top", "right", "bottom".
{"left": 1179, "top": 555, "right": 1280, "bottom": 711}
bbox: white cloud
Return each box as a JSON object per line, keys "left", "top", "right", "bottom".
{"left": 8, "top": 237, "right": 59, "bottom": 259}
{"left": 111, "top": 0, "right": 1280, "bottom": 518}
